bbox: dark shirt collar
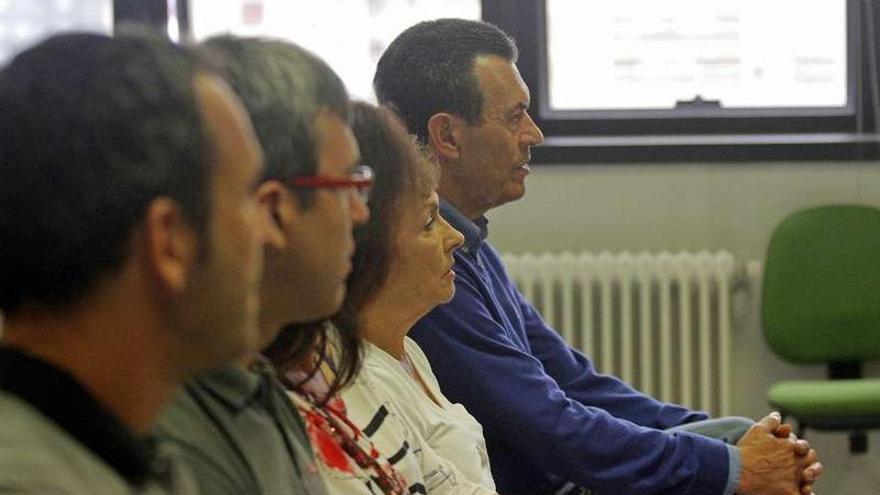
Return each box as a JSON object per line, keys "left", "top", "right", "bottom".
{"left": 440, "top": 199, "right": 489, "bottom": 256}
{"left": 0, "top": 346, "right": 157, "bottom": 486}
{"left": 194, "top": 363, "right": 263, "bottom": 412}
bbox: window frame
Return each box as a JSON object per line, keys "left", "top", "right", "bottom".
{"left": 482, "top": 0, "right": 880, "bottom": 163}
{"left": 113, "top": 0, "right": 169, "bottom": 32}
{"left": 110, "top": 0, "right": 880, "bottom": 163}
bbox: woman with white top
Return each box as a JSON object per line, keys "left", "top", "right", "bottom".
{"left": 266, "top": 102, "right": 496, "bottom": 494}
{"left": 342, "top": 101, "right": 497, "bottom": 492}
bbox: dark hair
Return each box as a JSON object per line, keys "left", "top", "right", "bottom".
{"left": 264, "top": 102, "right": 437, "bottom": 399}
{"left": 0, "top": 33, "right": 212, "bottom": 313}
{"left": 201, "top": 36, "right": 350, "bottom": 207}
{"left": 373, "top": 18, "right": 518, "bottom": 144}
{"left": 345, "top": 102, "right": 438, "bottom": 310}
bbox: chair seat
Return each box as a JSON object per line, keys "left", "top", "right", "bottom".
{"left": 768, "top": 378, "right": 880, "bottom": 419}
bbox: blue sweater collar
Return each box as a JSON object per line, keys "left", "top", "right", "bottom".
{"left": 440, "top": 199, "right": 488, "bottom": 255}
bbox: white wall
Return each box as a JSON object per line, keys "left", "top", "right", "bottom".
{"left": 486, "top": 161, "right": 880, "bottom": 492}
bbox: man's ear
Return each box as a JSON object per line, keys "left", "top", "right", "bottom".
{"left": 143, "top": 197, "right": 199, "bottom": 294}
{"left": 427, "top": 112, "right": 461, "bottom": 161}
{"left": 257, "top": 180, "right": 288, "bottom": 250}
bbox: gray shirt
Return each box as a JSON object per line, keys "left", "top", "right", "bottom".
{"left": 0, "top": 348, "right": 193, "bottom": 495}
{"left": 156, "top": 363, "right": 327, "bottom": 495}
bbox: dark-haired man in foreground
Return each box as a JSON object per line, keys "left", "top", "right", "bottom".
{"left": 377, "top": 18, "right": 823, "bottom": 495}
{"left": 0, "top": 33, "right": 266, "bottom": 494}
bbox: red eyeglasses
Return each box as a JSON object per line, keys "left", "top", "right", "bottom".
{"left": 281, "top": 165, "right": 374, "bottom": 203}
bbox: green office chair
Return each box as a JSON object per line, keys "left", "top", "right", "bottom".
{"left": 762, "top": 204, "right": 880, "bottom": 454}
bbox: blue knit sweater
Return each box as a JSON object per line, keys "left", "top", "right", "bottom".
{"left": 410, "top": 201, "right": 735, "bottom": 495}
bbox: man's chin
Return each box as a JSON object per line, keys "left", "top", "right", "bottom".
{"left": 305, "top": 288, "right": 347, "bottom": 322}
{"left": 499, "top": 184, "right": 527, "bottom": 206}
{"left": 274, "top": 289, "right": 345, "bottom": 327}
{"left": 330, "top": 287, "right": 347, "bottom": 315}
{"left": 255, "top": 320, "right": 283, "bottom": 352}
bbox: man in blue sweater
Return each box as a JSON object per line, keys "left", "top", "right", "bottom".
{"left": 374, "top": 19, "right": 823, "bottom": 495}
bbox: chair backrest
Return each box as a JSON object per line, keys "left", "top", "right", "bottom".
{"left": 762, "top": 204, "right": 880, "bottom": 364}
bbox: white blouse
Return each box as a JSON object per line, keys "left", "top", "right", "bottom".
{"left": 342, "top": 337, "right": 496, "bottom": 492}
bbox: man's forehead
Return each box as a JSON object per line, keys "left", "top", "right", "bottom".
{"left": 314, "top": 110, "right": 359, "bottom": 174}
{"left": 194, "top": 72, "right": 264, "bottom": 178}
{"left": 473, "top": 55, "right": 530, "bottom": 110}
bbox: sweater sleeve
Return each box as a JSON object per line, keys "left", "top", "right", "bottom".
{"left": 411, "top": 251, "right": 730, "bottom": 495}
{"left": 512, "top": 281, "right": 708, "bottom": 429}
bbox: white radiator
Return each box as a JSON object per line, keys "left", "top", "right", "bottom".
{"left": 502, "top": 250, "right": 736, "bottom": 416}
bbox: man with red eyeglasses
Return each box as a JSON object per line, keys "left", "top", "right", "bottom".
{"left": 157, "top": 37, "right": 370, "bottom": 495}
